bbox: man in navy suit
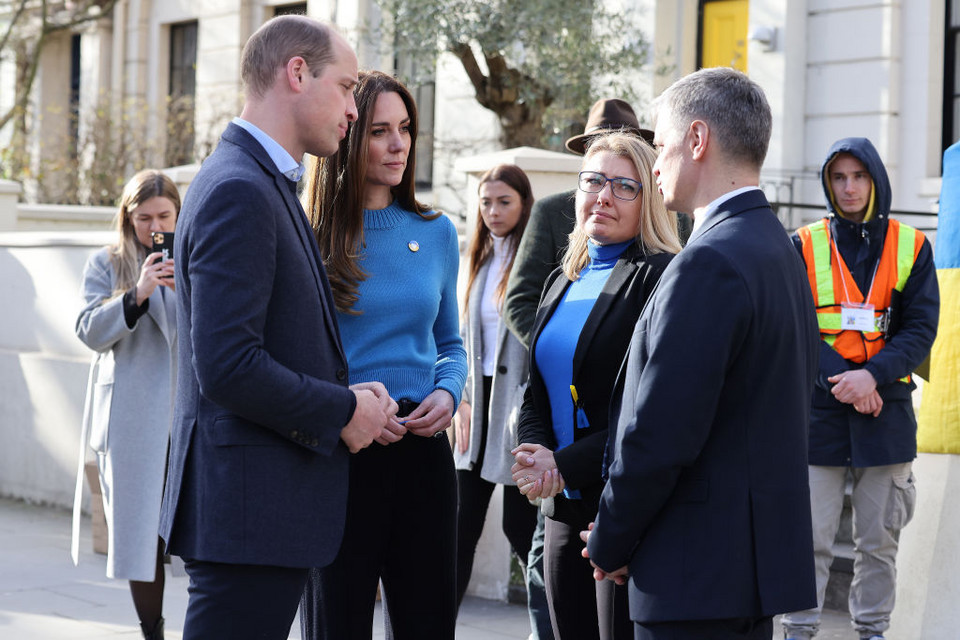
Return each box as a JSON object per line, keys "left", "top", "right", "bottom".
{"left": 584, "top": 67, "right": 820, "bottom": 639}
{"left": 158, "top": 16, "right": 395, "bottom": 640}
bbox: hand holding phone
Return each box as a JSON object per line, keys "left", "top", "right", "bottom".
{"left": 151, "top": 231, "right": 174, "bottom": 263}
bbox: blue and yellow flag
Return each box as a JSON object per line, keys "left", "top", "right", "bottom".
{"left": 918, "top": 141, "right": 960, "bottom": 453}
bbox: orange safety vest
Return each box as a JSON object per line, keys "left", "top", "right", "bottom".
{"left": 797, "top": 218, "right": 924, "bottom": 366}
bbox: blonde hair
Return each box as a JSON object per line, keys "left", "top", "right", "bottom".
{"left": 108, "top": 170, "right": 181, "bottom": 298}
{"left": 561, "top": 132, "right": 681, "bottom": 280}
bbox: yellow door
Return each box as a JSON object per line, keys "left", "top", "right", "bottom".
{"left": 702, "top": 0, "right": 749, "bottom": 72}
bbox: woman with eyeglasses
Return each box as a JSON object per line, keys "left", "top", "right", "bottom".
{"left": 511, "top": 132, "right": 681, "bottom": 640}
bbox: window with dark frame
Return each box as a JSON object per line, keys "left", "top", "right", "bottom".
{"left": 274, "top": 3, "right": 308, "bottom": 16}
{"left": 167, "top": 21, "right": 198, "bottom": 166}
{"left": 69, "top": 33, "right": 81, "bottom": 158}
{"left": 395, "top": 54, "right": 436, "bottom": 190}
{"left": 945, "top": 0, "right": 960, "bottom": 158}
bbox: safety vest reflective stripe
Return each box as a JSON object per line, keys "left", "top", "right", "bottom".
{"left": 798, "top": 217, "right": 924, "bottom": 367}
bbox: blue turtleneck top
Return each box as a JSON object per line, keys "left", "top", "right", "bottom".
{"left": 534, "top": 239, "right": 632, "bottom": 497}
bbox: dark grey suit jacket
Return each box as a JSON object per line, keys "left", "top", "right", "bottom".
{"left": 159, "top": 123, "right": 356, "bottom": 568}
{"left": 588, "top": 189, "right": 820, "bottom": 622}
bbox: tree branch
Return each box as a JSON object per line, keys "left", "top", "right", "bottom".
{"left": 0, "top": 0, "right": 30, "bottom": 55}
{"left": 449, "top": 41, "right": 493, "bottom": 108}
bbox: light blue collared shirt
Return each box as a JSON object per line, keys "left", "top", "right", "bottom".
{"left": 232, "top": 117, "right": 305, "bottom": 182}
{"left": 692, "top": 185, "right": 762, "bottom": 233}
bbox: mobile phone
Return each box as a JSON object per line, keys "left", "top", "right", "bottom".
{"left": 151, "top": 231, "right": 174, "bottom": 263}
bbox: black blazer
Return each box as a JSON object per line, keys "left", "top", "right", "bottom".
{"left": 587, "top": 190, "right": 820, "bottom": 622}
{"left": 159, "top": 123, "right": 356, "bottom": 568}
{"left": 516, "top": 244, "right": 673, "bottom": 517}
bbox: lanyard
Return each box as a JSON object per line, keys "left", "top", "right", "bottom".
{"left": 830, "top": 227, "right": 880, "bottom": 305}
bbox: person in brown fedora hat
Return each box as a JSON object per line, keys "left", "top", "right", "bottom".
{"left": 565, "top": 98, "right": 655, "bottom": 155}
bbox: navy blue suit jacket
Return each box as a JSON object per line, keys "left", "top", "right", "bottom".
{"left": 159, "top": 123, "right": 356, "bottom": 568}
{"left": 587, "top": 190, "right": 820, "bottom": 622}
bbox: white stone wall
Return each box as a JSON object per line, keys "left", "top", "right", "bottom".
{"left": 0, "top": 231, "right": 113, "bottom": 508}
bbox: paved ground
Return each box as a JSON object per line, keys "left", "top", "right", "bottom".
{"left": 0, "top": 497, "right": 855, "bottom": 639}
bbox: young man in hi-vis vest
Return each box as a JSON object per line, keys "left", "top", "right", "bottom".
{"left": 782, "top": 138, "right": 939, "bottom": 640}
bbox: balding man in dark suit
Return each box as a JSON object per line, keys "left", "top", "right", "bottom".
{"left": 159, "top": 16, "right": 394, "bottom": 640}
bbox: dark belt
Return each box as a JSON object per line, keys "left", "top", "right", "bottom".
{"left": 396, "top": 398, "right": 447, "bottom": 438}
{"left": 396, "top": 398, "right": 420, "bottom": 418}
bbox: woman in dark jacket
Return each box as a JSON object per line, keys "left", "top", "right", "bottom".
{"left": 512, "top": 132, "right": 681, "bottom": 640}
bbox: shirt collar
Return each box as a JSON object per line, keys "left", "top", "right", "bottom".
{"left": 692, "top": 185, "right": 761, "bottom": 232}
{"left": 232, "top": 117, "right": 305, "bottom": 182}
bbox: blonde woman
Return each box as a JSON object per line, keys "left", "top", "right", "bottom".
{"left": 511, "top": 132, "right": 681, "bottom": 640}
{"left": 72, "top": 170, "right": 179, "bottom": 640}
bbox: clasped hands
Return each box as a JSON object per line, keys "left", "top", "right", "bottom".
{"left": 578, "top": 523, "right": 628, "bottom": 585}
{"left": 510, "top": 443, "right": 565, "bottom": 500}
{"left": 827, "top": 369, "right": 882, "bottom": 417}
{"left": 340, "top": 384, "right": 455, "bottom": 453}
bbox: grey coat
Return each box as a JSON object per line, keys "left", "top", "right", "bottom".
{"left": 453, "top": 258, "right": 529, "bottom": 484}
{"left": 71, "top": 247, "right": 176, "bottom": 581}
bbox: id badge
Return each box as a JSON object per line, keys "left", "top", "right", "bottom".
{"left": 841, "top": 302, "right": 876, "bottom": 332}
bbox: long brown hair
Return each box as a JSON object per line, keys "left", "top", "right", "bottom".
{"left": 304, "top": 70, "right": 437, "bottom": 313}
{"left": 463, "top": 164, "right": 533, "bottom": 314}
{"left": 562, "top": 132, "right": 681, "bottom": 280}
{"left": 108, "top": 169, "right": 181, "bottom": 298}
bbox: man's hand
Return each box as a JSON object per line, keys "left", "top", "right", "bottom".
{"left": 349, "top": 382, "right": 404, "bottom": 446}
{"left": 340, "top": 384, "right": 394, "bottom": 453}
{"left": 828, "top": 369, "right": 877, "bottom": 405}
{"left": 579, "top": 522, "right": 628, "bottom": 585}
{"left": 853, "top": 389, "right": 883, "bottom": 417}
{"left": 454, "top": 401, "right": 471, "bottom": 454}
{"left": 403, "top": 389, "right": 455, "bottom": 437}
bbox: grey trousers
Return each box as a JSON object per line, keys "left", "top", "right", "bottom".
{"left": 781, "top": 463, "right": 916, "bottom": 640}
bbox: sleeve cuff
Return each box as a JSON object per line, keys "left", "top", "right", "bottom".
{"left": 122, "top": 287, "right": 149, "bottom": 328}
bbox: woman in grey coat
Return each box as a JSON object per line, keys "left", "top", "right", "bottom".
{"left": 453, "top": 164, "right": 538, "bottom": 607}
{"left": 71, "top": 170, "right": 179, "bottom": 640}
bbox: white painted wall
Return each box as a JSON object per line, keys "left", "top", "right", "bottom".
{"left": 0, "top": 231, "right": 113, "bottom": 509}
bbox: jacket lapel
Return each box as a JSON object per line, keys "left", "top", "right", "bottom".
{"left": 145, "top": 286, "right": 173, "bottom": 345}
{"left": 571, "top": 250, "right": 639, "bottom": 377}
{"left": 275, "top": 173, "right": 348, "bottom": 361}
{"left": 224, "top": 124, "right": 347, "bottom": 362}
{"left": 529, "top": 271, "right": 571, "bottom": 356}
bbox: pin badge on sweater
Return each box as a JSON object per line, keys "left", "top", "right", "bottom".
{"left": 408, "top": 240, "right": 420, "bottom": 252}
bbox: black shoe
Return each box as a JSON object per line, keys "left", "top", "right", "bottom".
{"left": 140, "top": 616, "right": 164, "bottom": 640}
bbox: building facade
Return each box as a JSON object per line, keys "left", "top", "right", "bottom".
{"left": 0, "top": 0, "right": 950, "bottom": 222}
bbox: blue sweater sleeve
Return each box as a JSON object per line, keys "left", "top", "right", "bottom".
{"left": 433, "top": 217, "right": 467, "bottom": 406}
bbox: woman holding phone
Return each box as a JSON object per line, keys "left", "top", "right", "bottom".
{"left": 300, "top": 71, "right": 467, "bottom": 640}
{"left": 72, "top": 169, "right": 179, "bottom": 640}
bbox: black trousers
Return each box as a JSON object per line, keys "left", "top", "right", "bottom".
{"left": 544, "top": 501, "right": 632, "bottom": 640}
{"left": 456, "top": 469, "right": 538, "bottom": 604}
{"left": 181, "top": 559, "right": 307, "bottom": 640}
{"left": 456, "top": 375, "right": 539, "bottom": 605}
{"left": 300, "top": 434, "right": 458, "bottom": 640}
{"left": 633, "top": 616, "right": 773, "bottom": 640}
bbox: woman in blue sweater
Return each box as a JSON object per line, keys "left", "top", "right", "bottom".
{"left": 512, "top": 132, "right": 681, "bottom": 640}
{"left": 299, "top": 70, "right": 467, "bottom": 640}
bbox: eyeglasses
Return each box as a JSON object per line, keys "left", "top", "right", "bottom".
{"left": 577, "top": 171, "right": 642, "bottom": 201}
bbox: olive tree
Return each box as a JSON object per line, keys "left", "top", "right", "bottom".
{"left": 376, "top": 0, "right": 651, "bottom": 148}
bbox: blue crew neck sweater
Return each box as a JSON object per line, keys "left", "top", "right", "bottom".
{"left": 534, "top": 239, "right": 633, "bottom": 454}
{"left": 336, "top": 202, "right": 467, "bottom": 407}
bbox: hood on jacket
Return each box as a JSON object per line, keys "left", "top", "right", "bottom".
{"left": 820, "top": 137, "right": 892, "bottom": 225}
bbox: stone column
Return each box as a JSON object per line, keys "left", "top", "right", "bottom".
{"left": 0, "top": 179, "right": 22, "bottom": 231}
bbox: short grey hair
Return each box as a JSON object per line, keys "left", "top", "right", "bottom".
{"left": 653, "top": 67, "right": 772, "bottom": 170}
